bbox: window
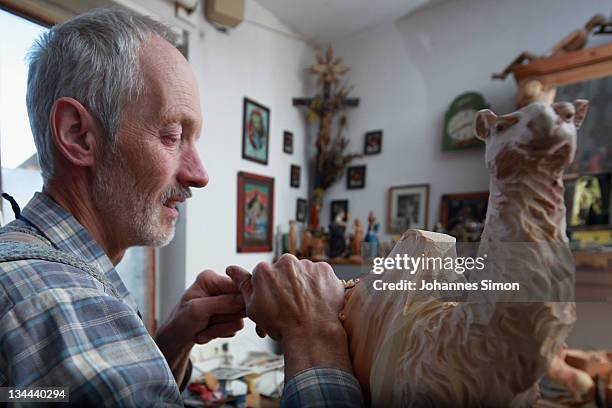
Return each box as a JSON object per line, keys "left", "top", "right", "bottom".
{"left": 0, "top": 7, "right": 47, "bottom": 223}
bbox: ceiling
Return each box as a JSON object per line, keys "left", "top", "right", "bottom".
{"left": 256, "top": 0, "right": 434, "bottom": 46}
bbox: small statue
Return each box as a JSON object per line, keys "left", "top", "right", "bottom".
{"left": 516, "top": 79, "right": 556, "bottom": 108}
{"left": 363, "top": 212, "right": 380, "bottom": 259}
{"left": 550, "top": 14, "right": 607, "bottom": 54}
{"left": 274, "top": 225, "right": 283, "bottom": 258}
{"left": 311, "top": 236, "right": 326, "bottom": 260}
{"left": 300, "top": 230, "right": 312, "bottom": 258}
{"left": 329, "top": 210, "right": 348, "bottom": 258}
{"left": 308, "top": 189, "right": 323, "bottom": 232}
{"left": 288, "top": 220, "right": 297, "bottom": 255}
{"left": 351, "top": 219, "right": 363, "bottom": 258}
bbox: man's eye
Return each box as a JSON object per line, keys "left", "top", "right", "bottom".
{"left": 163, "top": 135, "right": 181, "bottom": 145}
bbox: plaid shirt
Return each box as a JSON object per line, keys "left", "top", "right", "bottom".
{"left": 281, "top": 368, "right": 364, "bottom": 407}
{"left": 0, "top": 192, "right": 181, "bottom": 406}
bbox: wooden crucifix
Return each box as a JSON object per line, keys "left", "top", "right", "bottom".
{"left": 294, "top": 47, "right": 359, "bottom": 171}
{"left": 293, "top": 46, "right": 360, "bottom": 230}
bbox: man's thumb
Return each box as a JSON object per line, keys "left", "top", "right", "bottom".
{"left": 226, "top": 265, "right": 253, "bottom": 299}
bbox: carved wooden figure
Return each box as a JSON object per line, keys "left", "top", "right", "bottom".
{"left": 288, "top": 220, "right": 297, "bottom": 255}
{"left": 351, "top": 219, "right": 363, "bottom": 258}
{"left": 300, "top": 230, "right": 312, "bottom": 258}
{"left": 341, "top": 100, "right": 588, "bottom": 406}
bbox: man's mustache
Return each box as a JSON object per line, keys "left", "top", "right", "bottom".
{"left": 160, "top": 185, "right": 192, "bottom": 204}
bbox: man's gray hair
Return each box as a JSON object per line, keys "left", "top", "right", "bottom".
{"left": 26, "top": 7, "right": 177, "bottom": 183}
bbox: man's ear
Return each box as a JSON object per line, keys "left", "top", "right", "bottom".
{"left": 50, "top": 97, "right": 100, "bottom": 167}
{"left": 473, "top": 109, "right": 497, "bottom": 141}
{"left": 573, "top": 99, "right": 588, "bottom": 130}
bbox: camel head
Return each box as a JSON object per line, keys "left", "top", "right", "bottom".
{"left": 473, "top": 100, "right": 588, "bottom": 180}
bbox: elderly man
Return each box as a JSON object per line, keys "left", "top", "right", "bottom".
{"left": 0, "top": 7, "right": 363, "bottom": 407}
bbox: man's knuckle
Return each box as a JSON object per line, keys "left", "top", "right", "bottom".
{"left": 299, "top": 259, "right": 312, "bottom": 269}
{"left": 253, "top": 261, "right": 268, "bottom": 274}
{"left": 198, "top": 269, "right": 213, "bottom": 280}
{"left": 278, "top": 253, "right": 297, "bottom": 265}
{"left": 185, "top": 299, "right": 198, "bottom": 318}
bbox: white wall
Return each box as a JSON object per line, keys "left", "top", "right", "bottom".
{"left": 326, "top": 0, "right": 607, "bottom": 235}
{"left": 187, "top": 0, "right": 312, "bottom": 359}
{"left": 127, "top": 0, "right": 313, "bottom": 359}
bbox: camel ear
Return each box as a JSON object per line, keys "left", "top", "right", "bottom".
{"left": 573, "top": 99, "right": 588, "bottom": 129}
{"left": 474, "top": 109, "right": 497, "bottom": 141}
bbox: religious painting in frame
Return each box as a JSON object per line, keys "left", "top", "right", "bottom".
{"left": 242, "top": 98, "right": 270, "bottom": 165}
{"left": 439, "top": 191, "right": 489, "bottom": 242}
{"left": 364, "top": 130, "right": 382, "bottom": 155}
{"left": 330, "top": 199, "right": 349, "bottom": 225}
{"left": 346, "top": 165, "right": 366, "bottom": 189}
{"left": 387, "top": 184, "right": 429, "bottom": 234}
{"left": 237, "top": 172, "right": 275, "bottom": 252}
{"left": 283, "top": 131, "right": 294, "bottom": 154}
{"left": 296, "top": 198, "right": 307, "bottom": 222}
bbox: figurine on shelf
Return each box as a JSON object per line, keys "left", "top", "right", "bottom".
{"left": 363, "top": 211, "right": 380, "bottom": 259}
{"left": 300, "top": 230, "right": 312, "bottom": 258}
{"left": 288, "top": 220, "right": 297, "bottom": 255}
{"left": 311, "top": 236, "right": 326, "bottom": 260}
{"left": 516, "top": 79, "right": 556, "bottom": 108}
{"left": 274, "top": 225, "right": 283, "bottom": 258}
{"left": 329, "top": 210, "right": 348, "bottom": 258}
{"left": 350, "top": 219, "right": 363, "bottom": 260}
{"left": 351, "top": 218, "right": 363, "bottom": 256}
{"left": 308, "top": 188, "right": 323, "bottom": 232}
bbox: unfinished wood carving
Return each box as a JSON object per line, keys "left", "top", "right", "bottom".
{"left": 341, "top": 100, "right": 589, "bottom": 406}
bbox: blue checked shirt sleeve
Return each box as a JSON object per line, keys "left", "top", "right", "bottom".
{"left": 281, "top": 367, "right": 365, "bottom": 408}
{"left": 0, "top": 267, "right": 182, "bottom": 406}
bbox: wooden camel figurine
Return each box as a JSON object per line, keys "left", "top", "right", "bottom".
{"left": 341, "top": 99, "right": 589, "bottom": 407}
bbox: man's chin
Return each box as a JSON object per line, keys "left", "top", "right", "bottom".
{"left": 136, "top": 223, "right": 176, "bottom": 248}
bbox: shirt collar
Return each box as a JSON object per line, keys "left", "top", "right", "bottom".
{"left": 20, "top": 192, "right": 135, "bottom": 308}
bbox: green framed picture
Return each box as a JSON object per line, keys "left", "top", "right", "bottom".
{"left": 442, "top": 92, "right": 487, "bottom": 151}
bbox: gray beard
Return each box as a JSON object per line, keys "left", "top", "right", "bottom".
{"left": 91, "top": 153, "right": 177, "bottom": 248}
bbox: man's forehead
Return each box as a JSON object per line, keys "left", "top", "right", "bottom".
{"left": 140, "top": 36, "right": 198, "bottom": 95}
{"left": 137, "top": 36, "right": 201, "bottom": 127}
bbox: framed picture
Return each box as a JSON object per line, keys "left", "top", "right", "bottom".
{"left": 347, "top": 165, "right": 366, "bottom": 189}
{"left": 387, "top": 184, "right": 429, "bottom": 234}
{"left": 330, "top": 199, "right": 349, "bottom": 224}
{"left": 296, "top": 198, "right": 307, "bottom": 222}
{"left": 566, "top": 173, "right": 611, "bottom": 228}
{"left": 290, "top": 165, "right": 300, "bottom": 188}
{"left": 439, "top": 192, "right": 489, "bottom": 242}
{"left": 242, "top": 98, "right": 270, "bottom": 165}
{"left": 364, "top": 130, "right": 382, "bottom": 155}
{"left": 283, "top": 131, "right": 294, "bottom": 154}
{"left": 237, "top": 172, "right": 274, "bottom": 252}
{"left": 442, "top": 92, "right": 487, "bottom": 151}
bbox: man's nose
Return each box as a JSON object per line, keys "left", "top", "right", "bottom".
{"left": 178, "top": 147, "right": 209, "bottom": 189}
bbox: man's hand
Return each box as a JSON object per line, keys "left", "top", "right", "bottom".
{"left": 227, "top": 254, "right": 353, "bottom": 379}
{"left": 155, "top": 270, "right": 245, "bottom": 385}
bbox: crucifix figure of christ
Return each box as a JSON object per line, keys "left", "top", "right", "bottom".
{"left": 293, "top": 46, "right": 360, "bottom": 231}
